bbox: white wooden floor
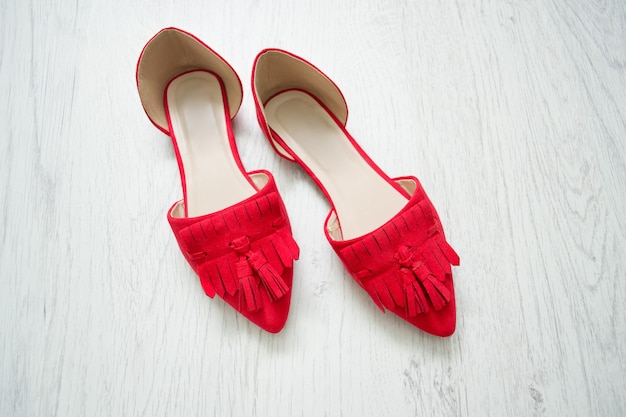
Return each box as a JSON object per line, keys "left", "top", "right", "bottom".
{"left": 1, "top": 1, "right": 625, "bottom": 416}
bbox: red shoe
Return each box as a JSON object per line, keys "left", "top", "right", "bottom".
{"left": 136, "top": 29, "right": 299, "bottom": 333}
{"left": 251, "top": 49, "right": 459, "bottom": 336}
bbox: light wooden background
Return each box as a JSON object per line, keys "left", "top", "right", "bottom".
{"left": 1, "top": 0, "right": 625, "bottom": 416}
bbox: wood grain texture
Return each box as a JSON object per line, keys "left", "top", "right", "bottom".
{"left": 1, "top": 0, "right": 625, "bottom": 416}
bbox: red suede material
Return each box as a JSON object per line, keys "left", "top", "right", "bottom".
{"left": 137, "top": 29, "right": 299, "bottom": 333}
{"left": 327, "top": 177, "right": 458, "bottom": 337}
{"left": 252, "top": 50, "right": 460, "bottom": 336}
{"left": 168, "top": 171, "right": 299, "bottom": 333}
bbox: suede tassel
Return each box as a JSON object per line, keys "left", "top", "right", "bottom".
{"left": 236, "top": 260, "right": 262, "bottom": 312}
{"left": 248, "top": 251, "right": 289, "bottom": 301}
{"left": 360, "top": 245, "right": 454, "bottom": 317}
{"left": 404, "top": 258, "right": 451, "bottom": 315}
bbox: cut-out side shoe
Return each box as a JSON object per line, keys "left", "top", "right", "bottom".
{"left": 136, "top": 29, "right": 299, "bottom": 333}
{"left": 251, "top": 49, "right": 459, "bottom": 337}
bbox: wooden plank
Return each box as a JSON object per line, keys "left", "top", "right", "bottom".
{"left": 0, "top": 0, "right": 624, "bottom": 416}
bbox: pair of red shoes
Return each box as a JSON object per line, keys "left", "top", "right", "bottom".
{"left": 136, "top": 28, "right": 460, "bottom": 336}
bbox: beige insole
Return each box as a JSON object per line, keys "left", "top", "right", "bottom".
{"left": 265, "top": 90, "right": 408, "bottom": 240}
{"left": 166, "top": 71, "right": 256, "bottom": 217}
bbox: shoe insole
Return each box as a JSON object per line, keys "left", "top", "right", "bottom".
{"left": 165, "top": 71, "right": 256, "bottom": 217}
{"left": 265, "top": 90, "right": 408, "bottom": 240}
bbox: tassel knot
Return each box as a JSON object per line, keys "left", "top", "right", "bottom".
{"left": 247, "top": 251, "right": 267, "bottom": 271}
{"left": 393, "top": 245, "right": 451, "bottom": 316}
{"left": 229, "top": 235, "right": 290, "bottom": 311}
{"left": 394, "top": 245, "right": 414, "bottom": 268}
{"left": 230, "top": 236, "right": 251, "bottom": 254}
{"left": 172, "top": 188, "right": 299, "bottom": 318}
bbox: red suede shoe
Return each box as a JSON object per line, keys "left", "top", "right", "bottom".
{"left": 251, "top": 49, "right": 459, "bottom": 336}
{"left": 136, "top": 29, "right": 299, "bottom": 333}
